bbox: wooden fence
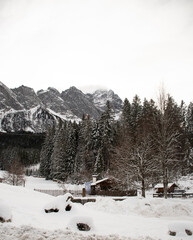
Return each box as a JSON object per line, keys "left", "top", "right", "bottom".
{"left": 153, "top": 193, "right": 193, "bottom": 198}
{"left": 34, "top": 189, "right": 82, "bottom": 197}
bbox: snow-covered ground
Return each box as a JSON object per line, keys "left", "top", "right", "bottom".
{"left": 1, "top": 174, "right": 193, "bottom": 240}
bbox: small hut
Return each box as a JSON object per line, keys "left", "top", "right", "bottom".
{"left": 154, "top": 183, "right": 180, "bottom": 193}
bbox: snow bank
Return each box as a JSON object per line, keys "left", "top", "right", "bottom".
{"left": 85, "top": 197, "right": 193, "bottom": 218}
{"left": 0, "top": 225, "right": 158, "bottom": 240}
{"left": 0, "top": 201, "right": 12, "bottom": 222}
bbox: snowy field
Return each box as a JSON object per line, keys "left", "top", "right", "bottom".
{"left": 1, "top": 174, "right": 193, "bottom": 240}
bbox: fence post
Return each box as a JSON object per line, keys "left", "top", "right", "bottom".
{"left": 82, "top": 188, "right": 86, "bottom": 197}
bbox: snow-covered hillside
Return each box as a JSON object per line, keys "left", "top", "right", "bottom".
{"left": 1, "top": 175, "right": 193, "bottom": 239}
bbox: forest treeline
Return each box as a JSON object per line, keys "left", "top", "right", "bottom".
{"left": 40, "top": 92, "right": 193, "bottom": 197}
{"left": 0, "top": 132, "right": 45, "bottom": 170}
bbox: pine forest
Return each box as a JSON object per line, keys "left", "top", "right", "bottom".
{"left": 38, "top": 92, "right": 193, "bottom": 197}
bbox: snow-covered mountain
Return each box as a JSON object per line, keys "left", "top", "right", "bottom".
{"left": 87, "top": 89, "right": 123, "bottom": 114}
{"left": 0, "top": 82, "right": 123, "bottom": 133}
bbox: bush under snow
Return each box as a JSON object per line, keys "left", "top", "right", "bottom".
{"left": 44, "top": 193, "right": 73, "bottom": 213}
{"left": 168, "top": 221, "right": 193, "bottom": 237}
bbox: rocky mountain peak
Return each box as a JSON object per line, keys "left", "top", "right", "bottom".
{"left": 87, "top": 89, "right": 123, "bottom": 113}
{"left": 12, "top": 85, "right": 42, "bottom": 109}
{"left": 47, "top": 87, "right": 60, "bottom": 95}
{"left": 62, "top": 86, "right": 83, "bottom": 96}
{"left": 61, "top": 86, "right": 101, "bottom": 119}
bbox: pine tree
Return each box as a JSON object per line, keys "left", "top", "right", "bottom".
{"left": 39, "top": 125, "right": 55, "bottom": 179}
{"left": 96, "top": 101, "right": 115, "bottom": 173}
{"left": 65, "top": 121, "right": 78, "bottom": 176}
{"left": 130, "top": 95, "right": 143, "bottom": 142}
{"left": 121, "top": 98, "right": 131, "bottom": 128}
{"left": 187, "top": 102, "right": 193, "bottom": 146}
{"left": 50, "top": 122, "right": 67, "bottom": 181}
{"left": 94, "top": 148, "right": 104, "bottom": 174}
{"left": 75, "top": 115, "right": 94, "bottom": 174}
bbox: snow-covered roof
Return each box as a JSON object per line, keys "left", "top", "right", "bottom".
{"left": 91, "top": 177, "right": 109, "bottom": 186}
{"left": 154, "top": 183, "right": 178, "bottom": 189}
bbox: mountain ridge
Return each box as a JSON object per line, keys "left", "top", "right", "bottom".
{"left": 0, "top": 82, "right": 123, "bottom": 132}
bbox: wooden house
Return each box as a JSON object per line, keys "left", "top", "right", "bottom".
{"left": 154, "top": 183, "right": 180, "bottom": 193}
{"left": 90, "top": 176, "right": 137, "bottom": 196}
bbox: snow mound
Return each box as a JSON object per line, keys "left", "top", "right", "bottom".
{"left": 168, "top": 221, "right": 193, "bottom": 238}
{"left": 44, "top": 193, "right": 73, "bottom": 213}
{"left": 0, "top": 201, "right": 12, "bottom": 222}
{"left": 68, "top": 216, "right": 94, "bottom": 232}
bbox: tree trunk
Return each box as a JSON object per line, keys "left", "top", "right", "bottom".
{"left": 141, "top": 178, "right": 145, "bottom": 198}
{"left": 163, "top": 167, "right": 168, "bottom": 199}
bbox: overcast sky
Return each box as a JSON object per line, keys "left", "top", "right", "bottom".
{"left": 0, "top": 0, "right": 192, "bottom": 104}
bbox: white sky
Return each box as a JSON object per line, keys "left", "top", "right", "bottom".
{"left": 0, "top": 0, "right": 192, "bottom": 104}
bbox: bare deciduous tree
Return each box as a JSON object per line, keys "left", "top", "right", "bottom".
{"left": 154, "top": 87, "right": 182, "bottom": 198}
{"left": 129, "top": 136, "right": 157, "bottom": 197}
{"left": 4, "top": 158, "right": 25, "bottom": 186}
{"left": 111, "top": 132, "right": 157, "bottom": 197}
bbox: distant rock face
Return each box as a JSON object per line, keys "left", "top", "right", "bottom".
{"left": 0, "top": 81, "right": 24, "bottom": 111}
{"left": 37, "top": 87, "right": 69, "bottom": 116}
{"left": 87, "top": 89, "right": 123, "bottom": 113}
{"left": 12, "top": 85, "right": 42, "bottom": 109}
{"left": 1, "top": 106, "right": 61, "bottom": 133}
{"left": 0, "top": 82, "right": 123, "bottom": 133}
{"left": 61, "top": 87, "right": 101, "bottom": 119}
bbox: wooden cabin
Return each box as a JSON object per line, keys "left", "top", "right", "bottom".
{"left": 90, "top": 176, "right": 137, "bottom": 197}
{"left": 154, "top": 183, "right": 179, "bottom": 193}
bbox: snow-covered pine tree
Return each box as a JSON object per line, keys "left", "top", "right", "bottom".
{"left": 93, "top": 101, "right": 116, "bottom": 173}
{"left": 121, "top": 98, "right": 131, "bottom": 129}
{"left": 94, "top": 147, "right": 104, "bottom": 174}
{"left": 39, "top": 125, "right": 55, "bottom": 179}
{"left": 177, "top": 101, "right": 192, "bottom": 175}
{"left": 50, "top": 121, "right": 67, "bottom": 181}
{"left": 64, "top": 121, "right": 78, "bottom": 177}
{"left": 187, "top": 102, "right": 193, "bottom": 147}
{"left": 74, "top": 115, "right": 94, "bottom": 177}
{"left": 130, "top": 95, "right": 143, "bottom": 142}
